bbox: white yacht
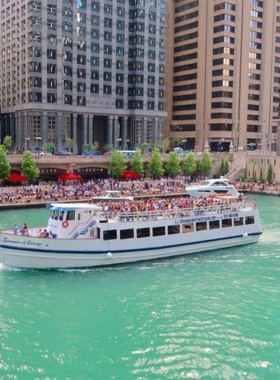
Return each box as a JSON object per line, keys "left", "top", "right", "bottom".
{"left": 0, "top": 197, "right": 261, "bottom": 269}
{"left": 92, "top": 190, "right": 134, "bottom": 201}
{"left": 186, "top": 178, "right": 240, "bottom": 198}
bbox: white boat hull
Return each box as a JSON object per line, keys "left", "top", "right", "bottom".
{"left": 0, "top": 233, "right": 260, "bottom": 269}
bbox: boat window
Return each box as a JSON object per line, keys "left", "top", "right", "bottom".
{"left": 196, "top": 222, "right": 207, "bottom": 231}
{"left": 90, "top": 228, "right": 100, "bottom": 238}
{"left": 137, "top": 228, "right": 150, "bottom": 238}
{"left": 59, "top": 211, "right": 65, "bottom": 221}
{"left": 222, "top": 218, "right": 232, "bottom": 228}
{"left": 66, "top": 210, "right": 75, "bottom": 221}
{"left": 245, "top": 216, "right": 254, "bottom": 225}
{"left": 234, "top": 217, "right": 243, "bottom": 226}
{"left": 153, "top": 226, "right": 165, "bottom": 237}
{"left": 168, "top": 225, "right": 180, "bottom": 235}
{"left": 103, "top": 230, "right": 117, "bottom": 240}
{"left": 120, "top": 229, "right": 134, "bottom": 239}
{"left": 209, "top": 220, "right": 220, "bottom": 229}
{"left": 182, "top": 223, "right": 194, "bottom": 233}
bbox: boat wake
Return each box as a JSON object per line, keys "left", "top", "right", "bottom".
{"left": 0, "top": 263, "right": 26, "bottom": 272}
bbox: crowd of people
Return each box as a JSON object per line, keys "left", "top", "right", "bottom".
{"left": 96, "top": 194, "right": 243, "bottom": 215}
{"left": 0, "top": 178, "right": 190, "bottom": 205}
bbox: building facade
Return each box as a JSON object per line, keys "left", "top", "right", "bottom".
{"left": 0, "top": 0, "right": 167, "bottom": 153}
{"left": 166, "top": 0, "right": 280, "bottom": 152}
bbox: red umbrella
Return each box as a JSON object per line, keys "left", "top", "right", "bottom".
{"left": 7, "top": 173, "right": 28, "bottom": 182}
{"left": 58, "top": 172, "right": 82, "bottom": 181}
{"left": 121, "top": 171, "right": 141, "bottom": 179}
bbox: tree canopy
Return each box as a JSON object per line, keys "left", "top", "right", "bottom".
{"left": 0, "top": 145, "right": 11, "bottom": 179}
{"left": 21, "top": 151, "right": 39, "bottom": 180}
{"left": 131, "top": 148, "right": 144, "bottom": 175}
{"left": 165, "top": 151, "right": 181, "bottom": 177}
{"left": 148, "top": 147, "right": 164, "bottom": 178}
{"left": 3, "top": 135, "right": 12, "bottom": 152}
{"left": 184, "top": 152, "right": 197, "bottom": 176}
{"left": 43, "top": 142, "right": 55, "bottom": 153}
{"left": 199, "top": 151, "right": 213, "bottom": 176}
{"left": 65, "top": 138, "right": 73, "bottom": 152}
{"left": 109, "top": 150, "right": 127, "bottom": 178}
{"left": 220, "top": 156, "right": 230, "bottom": 176}
{"left": 266, "top": 163, "right": 273, "bottom": 184}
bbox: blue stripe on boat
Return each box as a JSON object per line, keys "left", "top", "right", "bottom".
{"left": 0, "top": 232, "right": 262, "bottom": 255}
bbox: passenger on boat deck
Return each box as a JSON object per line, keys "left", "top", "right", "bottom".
{"left": 49, "top": 231, "right": 53, "bottom": 238}
{"left": 23, "top": 223, "right": 28, "bottom": 231}
{"left": 37, "top": 228, "right": 42, "bottom": 237}
{"left": 41, "top": 229, "right": 48, "bottom": 238}
{"left": 13, "top": 224, "right": 18, "bottom": 235}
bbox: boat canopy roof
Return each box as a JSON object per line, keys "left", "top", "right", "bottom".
{"left": 47, "top": 203, "right": 102, "bottom": 211}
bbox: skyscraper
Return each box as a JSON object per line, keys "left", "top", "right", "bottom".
{"left": 0, "top": 0, "right": 167, "bottom": 153}
{"left": 166, "top": 0, "right": 280, "bottom": 152}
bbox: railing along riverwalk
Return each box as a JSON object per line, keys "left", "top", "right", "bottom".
{"left": 95, "top": 201, "right": 253, "bottom": 223}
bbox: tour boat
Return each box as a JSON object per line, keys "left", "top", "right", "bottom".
{"left": 186, "top": 178, "right": 240, "bottom": 198}
{"left": 0, "top": 197, "right": 262, "bottom": 269}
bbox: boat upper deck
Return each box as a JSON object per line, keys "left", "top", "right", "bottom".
{"left": 94, "top": 200, "right": 255, "bottom": 223}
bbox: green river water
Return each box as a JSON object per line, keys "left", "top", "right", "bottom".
{"left": 0, "top": 194, "right": 279, "bottom": 379}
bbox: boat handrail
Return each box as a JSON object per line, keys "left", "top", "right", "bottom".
{"left": 95, "top": 201, "right": 254, "bottom": 223}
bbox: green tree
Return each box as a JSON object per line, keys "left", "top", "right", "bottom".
{"left": 84, "top": 143, "right": 93, "bottom": 151}
{"left": 103, "top": 143, "right": 113, "bottom": 152}
{"left": 224, "top": 156, "right": 230, "bottom": 175}
{"left": 173, "top": 137, "right": 183, "bottom": 147}
{"left": 252, "top": 162, "right": 257, "bottom": 182}
{"left": 92, "top": 141, "right": 99, "bottom": 151}
{"left": 220, "top": 156, "right": 230, "bottom": 176}
{"left": 131, "top": 148, "right": 144, "bottom": 175}
{"left": 160, "top": 138, "right": 170, "bottom": 153}
{"left": 65, "top": 138, "right": 74, "bottom": 152}
{"left": 148, "top": 147, "right": 164, "bottom": 178}
{"left": 166, "top": 151, "right": 181, "bottom": 177}
{"left": 220, "top": 156, "right": 225, "bottom": 175}
{"left": 109, "top": 150, "right": 127, "bottom": 178}
{"left": 199, "top": 151, "right": 213, "bottom": 176}
{"left": 84, "top": 141, "right": 100, "bottom": 151}
{"left": 21, "top": 151, "right": 39, "bottom": 180}
{"left": 3, "top": 135, "right": 12, "bottom": 153}
{"left": 43, "top": 142, "right": 55, "bottom": 153}
{"left": 141, "top": 142, "right": 149, "bottom": 153}
{"left": 266, "top": 163, "right": 273, "bottom": 184}
{"left": 0, "top": 145, "right": 11, "bottom": 179}
{"left": 184, "top": 152, "right": 197, "bottom": 176}
{"left": 259, "top": 166, "right": 264, "bottom": 183}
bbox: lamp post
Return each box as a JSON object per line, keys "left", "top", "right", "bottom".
{"left": 25, "top": 137, "right": 30, "bottom": 151}
{"left": 35, "top": 137, "right": 42, "bottom": 154}
{"left": 126, "top": 139, "right": 130, "bottom": 150}
{"left": 116, "top": 138, "right": 122, "bottom": 150}
{"left": 182, "top": 138, "right": 187, "bottom": 151}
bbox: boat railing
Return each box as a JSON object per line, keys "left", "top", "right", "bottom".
{"left": 95, "top": 201, "right": 255, "bottom": 223}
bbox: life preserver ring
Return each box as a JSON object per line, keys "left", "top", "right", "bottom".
{"left": 62, "top": 221, "right": 69, "bottom": 228}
